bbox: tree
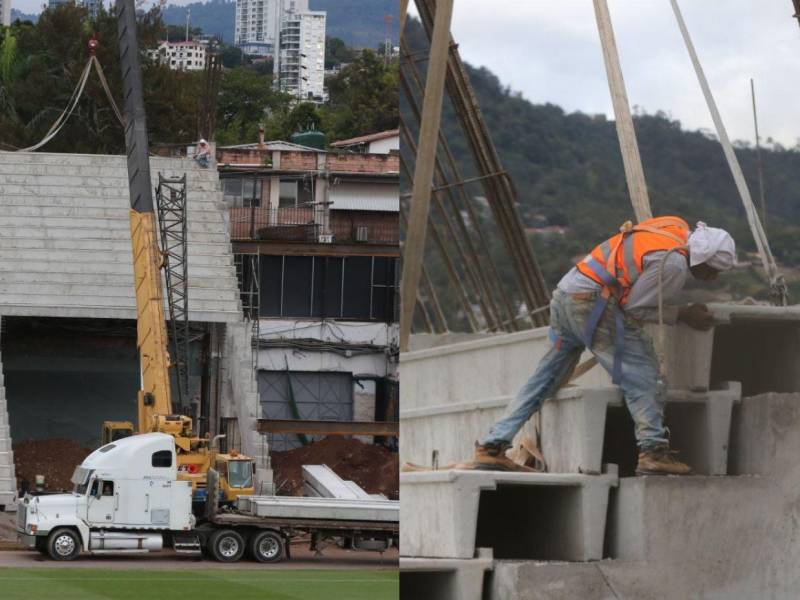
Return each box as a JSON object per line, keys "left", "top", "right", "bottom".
{"left": 322, "top": 49, "right": 398, "bottom": 142}
{"left": 215, "top": 67, "right": 290, "bottom": 144}
{"left": 325, "top": 36, "right": 357, "bottom": 69}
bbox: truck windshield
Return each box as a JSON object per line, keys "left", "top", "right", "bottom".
{"left": 227, "top": 460, "right": 253, "bottom": 489}
{"left": 71, "top": 466, "right": 93, "bottom": 495}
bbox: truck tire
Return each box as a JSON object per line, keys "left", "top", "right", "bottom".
{"left": 249, "top": 530, "right": 285, "bottom": 563}
{"left": 47, "top": 528, "right": 81, "bottom": 561}
{"left": 209, "top": 529, "right": 245, "bottom": 562}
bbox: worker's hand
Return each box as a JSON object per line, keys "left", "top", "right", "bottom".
{"left": 677, "top": 303, "right": 714, "bottom": 331}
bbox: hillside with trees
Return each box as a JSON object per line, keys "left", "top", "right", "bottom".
{"left": 403, "top": 18, "right": 800, "bottom": 304}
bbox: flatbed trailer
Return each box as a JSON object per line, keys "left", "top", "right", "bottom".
{"left": 17, "top": 433, "right": 398, "bottom": 563}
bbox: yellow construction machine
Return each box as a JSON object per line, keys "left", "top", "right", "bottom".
{"left": 99, "top": 6, "right": 255, "bottom": 505}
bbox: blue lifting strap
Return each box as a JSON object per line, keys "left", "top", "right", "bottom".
{"left": 580, "top": 255, "right": 627, "bottom": 384}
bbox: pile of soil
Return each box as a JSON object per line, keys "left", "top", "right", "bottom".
{"left": 14, "top": 439, "right": 93, "bottom": 493}
{"left": 271, "top": 437, "right": 399, "bottom": 500}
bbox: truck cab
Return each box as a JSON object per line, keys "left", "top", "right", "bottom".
{"left": 17, "top": 433, "right": 193, "bottom": 560}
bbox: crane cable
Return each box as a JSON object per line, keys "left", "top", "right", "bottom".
{"left": 10, "top": 52, "right": 125, "bottom": 153}
{"left": 670, "top": 0, "right": 788, "bottom": 306}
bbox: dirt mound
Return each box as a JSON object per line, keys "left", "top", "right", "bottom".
{"left": 14, "top": 439, "right": 93, "bottom": 493}
{"left": 271, "top": 437, "right": 399, "bottom": 500}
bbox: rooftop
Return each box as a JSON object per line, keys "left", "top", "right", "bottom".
{"left": 331, "top": 129, "right": 400, "bottom": 148}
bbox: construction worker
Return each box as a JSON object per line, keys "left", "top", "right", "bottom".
{"left": 194, "top": 139, "right": 211, "bottom": 168}
{"left": 473, "top": 216, "right": 736, "bottom": 476}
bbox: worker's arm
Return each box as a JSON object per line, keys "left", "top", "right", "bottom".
{"left": 624, "top": 252, "right": 688, "bottom": 324}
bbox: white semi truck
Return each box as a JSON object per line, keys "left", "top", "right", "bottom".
{"left": 16, "top": 433, "right": 399, "bottom": 562}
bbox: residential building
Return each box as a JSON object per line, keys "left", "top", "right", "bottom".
{"left": 1, "top": 0, "right": 10, "bottom": 27}
{"left": 82, "top": 0, "right": 101, "bottom": 19}
{"left": 217, "top": 138, "right": 399, "bottom": 450}
{"left": 47, "top": 0, "right": 68, "bottom": 8}
{"left": 275, "top": 6, "right": 326, "bottom": 102}
{"left": 235, "top": 0, "right": 279, "bottom": 57}
{"left": 148, "top": 40, "right": 208, "bottom": 71}
{"left": 331, "top": 130, "right": 400, "bottom": 155}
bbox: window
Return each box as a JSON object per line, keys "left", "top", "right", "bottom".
{"left": 101, "top": 481, "right": 114, "bottom": 496}
{"left": 152, "top": 450, "right": 172, "bottom": 468}
{"left": 259, "top": 256, "right": 397, "bottom": 321}
{"left": 279, "top": 180, "right": 298, "bottom": 207}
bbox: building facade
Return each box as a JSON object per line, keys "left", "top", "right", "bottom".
{"left": 148, "top": 41, "right": 208, "bottom": 71}
{"left": 1, "top": 0, "right": 10, "bottom": 27}
{"left": 217, "top": 140, "right": 399, "bottom": 450}
{"left": 273, "top": 1, "right": 326, "bottom": 102}
{"left": 235, "top": 0, "right": 279, "bottom": 57}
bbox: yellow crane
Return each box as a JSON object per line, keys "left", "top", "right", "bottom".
{"left": 99, "top": 7, "right": 255, "bottom": 504}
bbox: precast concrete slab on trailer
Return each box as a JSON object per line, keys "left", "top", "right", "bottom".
{"left": 400, "top": 548, "right": 493, "bottom": 600}
{"left": 237, "top": 494, "right": 399, "bottom": 523}
{"left": 400, "top": 468, "right": 618, "bottom": 561}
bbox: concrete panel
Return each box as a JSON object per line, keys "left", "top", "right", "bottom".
{"left": 400, "top": 469, "right": 618, "bottom": 560}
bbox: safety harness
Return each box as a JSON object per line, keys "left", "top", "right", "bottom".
{"left": 570, "top": 218, "right": 690, "bottom": 384}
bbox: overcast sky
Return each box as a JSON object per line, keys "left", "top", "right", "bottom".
{"left": 410, "top": 0, "right": 800, "bottom": 147}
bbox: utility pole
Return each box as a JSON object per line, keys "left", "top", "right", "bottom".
{"left": 750, "top": 78, "right": 767, "bottom": 230}
{"left": 593, "top": 0, "right": 652, "bottom": 223}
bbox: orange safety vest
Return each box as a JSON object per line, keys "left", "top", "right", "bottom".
{"left": 576, "top": 216, "right": 690, "bottom": 306}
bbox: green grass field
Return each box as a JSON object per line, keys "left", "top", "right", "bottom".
{"left": 0, "top": 568, "right": 399, "bottom": 600}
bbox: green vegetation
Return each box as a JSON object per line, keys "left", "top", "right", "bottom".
{"left": 0, "top": 567, "right": 399, "bottom": 600}
{"left": 0, "top": 5, "right": 398, "bottom": 151}
{"left": 403, "top": 18, "right": 800, "bottom": 309}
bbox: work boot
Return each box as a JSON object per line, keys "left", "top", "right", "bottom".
{"left": 467, "top": 442, "right": 538, "bottom": 473}
{"left": 636, "top": 446, "right": 692, "bottom": 476}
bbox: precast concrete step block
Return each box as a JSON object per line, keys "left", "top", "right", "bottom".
{"left": 400, "top": 468, "right": 618, "bottom": 561}
{"left": 542, "top": 383, "right": 740, "bottom": 477}
{"left": 400, "top": 548, "right": 493, "bottom": 600}
{"left": 542, "top": 386, "right": 622, "bottom": 474}
{"left": 0, "top": 452, "right": 12, "bottom": 466}
{"left": 0, "top": 464, "right": 13, "bottom": 479}
{"left": 488, "top": 560, "right": 619, "bottom": 600}
{"left": 400, "top": 395, "right": 536, "bottom": 468}
{"left": 0, "top": 438, "right": 9, "bottom": 452}
{"left": 606, "top": 474, "right": 765, "bottom": 562}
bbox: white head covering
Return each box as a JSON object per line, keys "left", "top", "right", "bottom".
{"left": 198, "top": 139, "right": 208, "bottom": 146}
{"left": 687, "top": 222, "right": 736, "bottom": 271}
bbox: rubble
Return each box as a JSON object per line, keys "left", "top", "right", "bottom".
{"left": 13, "top": 439, "right": 93, "bottom": 493}
{"left": 271, "top": 437, "right": 399, "bottom": 500}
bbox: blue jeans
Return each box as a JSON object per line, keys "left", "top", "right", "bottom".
{"left": 481, "top": 289, "right": 668, "bottom": 451}
{"left": 194, "top": 154, "right": 210, "bottom": 168}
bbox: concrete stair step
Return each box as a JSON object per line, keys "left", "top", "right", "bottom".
{"left": 485, "top": 560, "right": 620, "bottom": 600}
{"left": 0, "top": 270, "right": 237, "bottom": 288}
{"left": 401, "top": 550, "right": 493, "bottom": 600}
{"left": 0, "top": 491, "right": 16, "bottom": 508}
{"left": 0, "top": 452, "right": 13, "bottom": 467}
{"left": 0, "top": 283, "right": 239, "bottom": 301}
{"left": 400, "top": 468, "right": 618, "bottom": 561}
{"left": 0, "top": 248, "right": 234, "bottom": 265}
{"left": 0, "top": 465, "right": 14, "bottom": 479}
{"left": 0, "top": 237, "right": 232, "bottom": 253}
{"left": 0, "top": 205, "right": 231, "bottom": 223}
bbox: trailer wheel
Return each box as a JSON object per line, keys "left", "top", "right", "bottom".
{"left": 46, "top": 528, "right": 80, "bottom": 561}
{"left": 249, "top": 530, "right": 285, "bottom": 563}
{"left": 209, "top": 529, "right": 245, "bottom": 562}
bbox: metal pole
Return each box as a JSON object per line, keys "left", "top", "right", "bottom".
{"left": 401, "top": 48, "right": 519, "bottom": 330}
{"left": 399, "top": 0, "right": 454, "bottom": 352}
{"left": 593, "top": 0, "right": 652, "bottom": 223}
{"left": 670, "top": 0, "right": 784, "bottom": 304}
{"left": 400, "top": 155, "right": 479, "bottom": 332}
{"left": 750, "top": 78, "right": 767, "bottom": 230}
{"left": 400, "top": 0, "right": 409, "bottom": 36}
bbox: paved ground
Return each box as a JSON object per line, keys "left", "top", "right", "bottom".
{"left": 0, "top": 545, "right": 399, "bottom": 570}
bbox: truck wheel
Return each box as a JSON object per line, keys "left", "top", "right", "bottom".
{"left": 47, "top": 528, "right": 80, "bottom": 561}
{"left": 249, "top": 530, "right": 285, "bottom": 563}
{"left": 209, "top": 529, "right": 245, "bottom": 562}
